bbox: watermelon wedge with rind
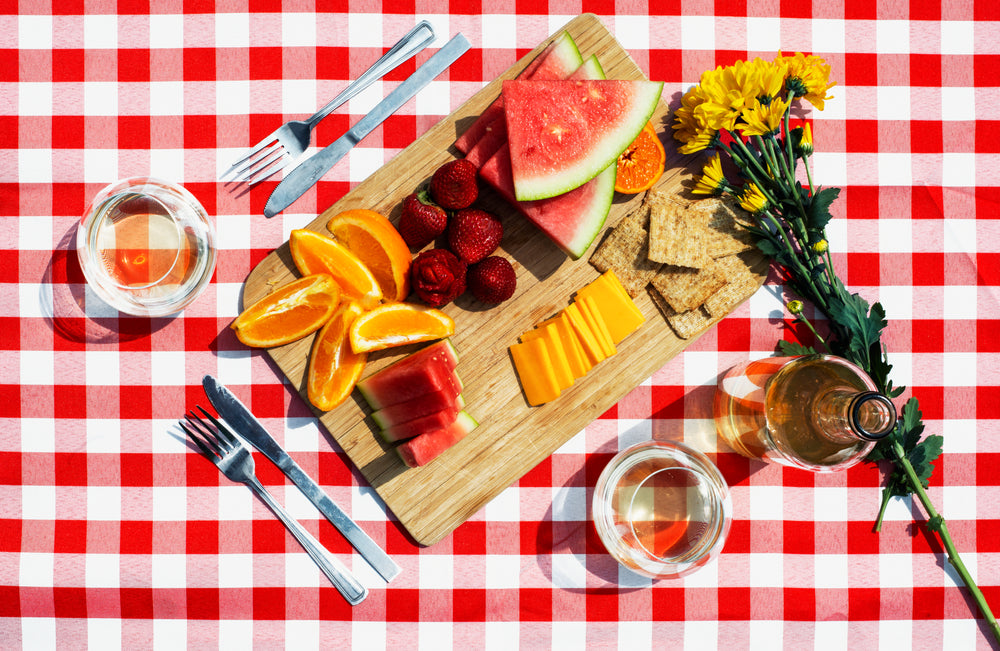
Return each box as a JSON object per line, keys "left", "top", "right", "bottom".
{"left": 503, "top": 79, "right": 664, "bottom": 201}
{"left": 376, "top": 394, "right": 466, "bottom": 443}
{"left": 396, "top": 411, "right": 479, "bottom": 468}
{"left": 368, "top": 384, "right": 463, "bottom": 428}
{"left": 454, "top": 31, "right": 582, "bottom": 154}
{"left": 477, "top": 54, "right": 614, "bottom": 259}
{"left": 356, "top": 339, "right": 458, "bottom": 410}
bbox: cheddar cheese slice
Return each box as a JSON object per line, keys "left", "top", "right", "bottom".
{"left": 576, "top": 270, "right": 645, "bottom": 344}
{"left": 521, "top": 323, "right": 573, "bottom": 390}
{"left": 563, "top": 302, "right": 605, "bottom": 365}
{"left": 539, "top": 312, "right": 591, "bottom": 378}
{"left": 577, "top": 295, "right": 616, "bottom": 358}
{"left": 510, "top": 337, "right": 560, "bottom": 406}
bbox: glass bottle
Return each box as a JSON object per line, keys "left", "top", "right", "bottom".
{"left": 713, "top": 354, "right": 897, "bottom": 472}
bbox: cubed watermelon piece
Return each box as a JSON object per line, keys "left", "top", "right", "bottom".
{"left": 357, "top": 339, "right": 458, "bottom": 410}
{"left": 375, "top": 394, "right": 466, "bottom": 443}
{"left": 454, "top": 31, "right": 581, "bottom": 153}
{"left": 396, "top": 411, "right": 479, "bottom": 468}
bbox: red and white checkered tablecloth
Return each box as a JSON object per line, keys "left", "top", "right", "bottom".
{"left": 4, "top": 1, "right": 999, "bottom": 649}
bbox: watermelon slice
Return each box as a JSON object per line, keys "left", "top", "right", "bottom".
{"left": 396, "top": 411, "right": 479, "bottom": 468}
{"left": 454, "top": 31, "right": 582, "bottom": 154}
{"left": 377, "top": 395, "right": 466, "bottom": 443}
{"left": 477, "top": 54, "right": 614, "bottom": 259}
{"left": 503, "top": 79, "right": 664, "bottom": 201}
{"left": 369, "top": 385, "right": 463, "bottom": 427}
{"left": 356, "top": 339, "right": 458, "bottom": 410}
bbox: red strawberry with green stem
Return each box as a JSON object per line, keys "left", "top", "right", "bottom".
{"left": 447, "top": 208, "right": 502, "bottom": 264}
{"left": 398, "top": 190, "right": 447, "bottom": 249}
{"left": 430, "top": 159, "right": 478, "bottom": 210}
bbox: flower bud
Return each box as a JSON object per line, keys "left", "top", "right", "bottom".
{"left": 787, "top": 300, "right": 804, "bottom": 315}
{"left": 811, "top": 239, "right": 828, "bottom": 253}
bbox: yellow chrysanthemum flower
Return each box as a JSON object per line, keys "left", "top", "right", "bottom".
{"left": 799, "top": 122, "right": 814, "bottom": 155}
{"left": 756, "top": 58, "right": 788, "bottom": 101}
{"left": 740, "top": 182, "right": 769, "bottom": 215}
{"left": 692, "top": 153, "right": 727, "bottom": 195}
{"left": 737, "top": 96, "right": 790, "bottom": 137}
{"left": 776, "top": 52, "right": 836, "bottom": 110}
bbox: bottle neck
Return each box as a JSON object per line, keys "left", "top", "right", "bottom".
{"left": 814, "top": 390, "right": 897, "bottom": 445}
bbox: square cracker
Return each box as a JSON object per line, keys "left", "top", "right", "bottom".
{"left": 689, "top": 195, "right": 758, "bottom": 258}
{"left": 646, "top": 190, "right": 712, "bottom": 268}
{"left": 703, "top": 253, "right": 761, "bottom": 317}
{"left": 650, "top": 260, "right": 726, "bottom": 313}
{"left": 589, "top": 204, "right": 661, "bottom": 297}
{"left": 648, "top": 288, "right": 713, "bottom": 340}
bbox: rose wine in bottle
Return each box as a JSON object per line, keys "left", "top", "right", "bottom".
{"left": 714, "top": 355, "right": 897, "bottom": 472}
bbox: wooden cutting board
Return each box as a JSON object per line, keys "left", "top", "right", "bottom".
{"left": 242, "top": 13, "right": 767, "bottom": 546}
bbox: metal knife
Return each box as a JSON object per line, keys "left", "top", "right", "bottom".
{"left": 202, "top": 375, "right": 401, "bottom": 583}
{"left": 264, "top": 32, "right": 471, "bottom": 217}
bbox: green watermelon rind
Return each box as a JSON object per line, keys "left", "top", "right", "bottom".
{"left": 561, "top": 163, "right": 617, "bottom": 258}
{"left": 505, "top": 80, "right": 665, "bottom": 202}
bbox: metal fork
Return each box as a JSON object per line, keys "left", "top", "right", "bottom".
{"left": 179, "top": 407, "right": 368, "bottom": 605}
{"left": 222, "top": 20, "right": 435, "bottom": 186}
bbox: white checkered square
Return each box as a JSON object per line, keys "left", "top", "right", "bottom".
{"left": 943, "top": 220, "right": 976, "bottom": 255}
{"left": 812, "top": 19, "right": 845, "bottom": 54}
{"left": 19, "top": 15, "right": 52, "bottom": 49}
{"left": 215, "top": 81, "right": 250, "bottom": 117}
{"left": 19, "top": 552, "right": 54, "bottom": 587}
{"left": 88, "top": 619, "right": 121, "bottom": 648}
{"left": 942, "top": 419, "right": 977, "bottom": 454}
{"left": 814, "top": 553, "right": 849, "bottom": 589}
{"left": 416, "top": 80, "right": 452, "bottom": 116}
{"left": 812, "top": 151, "right": 847, "bottom": 186}
{"left": 550, "top": 622, "right": 586, "bottom": 647}
{"left": 680, "top": 15, "right": 714, "bottom": 51}
{"left": 484, "top": 486, "right": 519, "bottom": 521}
{"left": 19, "top": 216, "right": 52, "bottom": 250}
{"left": 87, "top": 486, "right": 121, "bottom": 521}
{"left": 18, "top": 148, "right": 52, "bottom": 182}
{"left": 482, "top": 15, "right": 516, "bottom": 50}
{"left": 941, "top": 21, "right": 975, "bottom": 55}
{"left": 418, "top": 622, "right": 452, "bottom": 651}
{"left": 215, "top": 13, "right": 249, "bottom": 48}
{"left": 352, "top": 485, "right": 391, "bottom": 521}
{"left": 617, "top": 562, "right": 653, "bottom": 589}
{"left": 942, "top": 285, "right": 977, "bottom": 319}
{"left": 149, "top": 14, "right": 183, "bottom": 49}
{"left": 85, "top": 351, "right": 120, "bottom": 386}
{"left": 347, "top": 13, "right": 381, "bottom": 48}
{"left": 218, "top": 554, "right": 253, "bottom": 588}
{"left": 21, "top": 419, "right": 55, "bottom": 453}
{"left": 349, "top": 147, "right": 385, "bottom": 184}
{"left": 749, "top": 553, "right": 783, "bottom": 588}
{"left": 684, "top": 620, "right": 718, "bottom": 649}
{"left": 942, "top": 618, "right": 979, "bottom": 648}
{"left": 151, "top": 553, "right": 187, "bottom": 589}
{"left": 83, "top": 14, "right": 117, "bottom": 49}
{"left": 85, "top": 553, "right": 120, "bottom": 588}
{"left": 878, "top": 152, "right": 912, "bottom": 186}
{"left": 876, "top": 20, "right": 910, "bottom": 54}
{"left": 885, "top": 350, "right": 913, "bottom": 390}
{"left": 942, "top": 153, "right": 976, "bottom": 187}
{"left": 813, "top": 620, "right": 848, "bottom": 649}
{"left": 219, "top": 619, "right": 253, "bottom": 648}
{"left": 484, "top": 554, "right": 521, "bottom": 589}
{"left": 282, "top": 12, "right": 316, "bottom": 47}
{"left": 149, "top": 148, "right": 185, "bottom": 182}
{"left": 877, "top": 285, "right": 913, "bottom": 321}
{"left": 878, "top": 218, "right": 912, "bottom": 254}
{"left": 215, "top": 282, "right": 245, "bottom": 319}
{"left": 153, "top": 619, "right": 187, "bottom": 650}
{"left": 285, "top": 551, "right": 323, "bottom": 588}
{"left": 683, "top": 351, "right": 719, "bottom": 387}
{"left": 281, "top": 78, "right": 316, "bottom": 115}
{"left": 749, "top": 620, "right": 784, "bottom": 650}
{"left": 20, "top": 283, "right": 46, "bottom": 319}
{"left": 555, "top": 428, "right": 586, "bottom": 454}
{"left": 19, "top": 350, "right": 53, "bottom": 386}
{"left": 352, "top": 622, "right": 386, "bottom": 650}
{"left": 943, "top": 485, "right": 978, "bottom": 520}
{"left": 150, "top": 82, "right": 185, "bottom": 116}
{"left": 151, "top": 351, "right": 187, "bottom": 386}
{"left": 614, "top": 15, "right": 649, "bottom": 50}
{"left": 84, "top": 81, "right": 117, "bottom": 116}
{"left": 550, "top": 553, "right": 587, "bottom": 589}
{"left": 814, "top": 487, "right": 848, "bottom": 522}
{"left": 878, "top": 553, "right": 913, "bottom": 588}
{"left": 484, "top": 622, "right": 518, "bottom": 651}
{"left": 942, "top": 87, "right": 976, "bottom": 121}
{"left": 942, "top": 352, "right": 976, "bottom": 387}
{"left": 218, "top": 484, "right": 253, "bottom": 521}
{"left": 152, "top": 486, "right": 187, "bottom": 521}
{"left": 86, "top": 419, "right": 121, "bottom": 453}
{"left": 747, "top": 17, "right": 780, "bottom": 52}
{"left": 82, "top": 148, "right": 118, "bottom": 184}
{"left": 876, "top": 86, "right": 911, "bottom": 121}
{"left": 878, "top": 619, "right": 912, "bottom": 644}
{"left": 19, "top": 619, "right": 56, "bottom": 649}
{"left": 748, "top": 485, "right": 784, "bottom": 520}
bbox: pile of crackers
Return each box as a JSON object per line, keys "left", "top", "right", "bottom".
{"left": 590, "top": 189, "right": 762, "bottom": 339}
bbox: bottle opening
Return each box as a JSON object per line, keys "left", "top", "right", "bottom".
{"left": 849, "top": 391, "right": 897, "bottom": 440}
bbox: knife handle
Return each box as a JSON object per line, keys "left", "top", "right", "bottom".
{"left": 247, "top": 474, "right": 367, "bottom": 605}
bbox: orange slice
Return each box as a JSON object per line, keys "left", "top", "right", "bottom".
{"left": 307, "top": 301, "right": 367, "bottom": 411}
{"left": 326, "top": 209, "right": 412, "bottom": 302}
{"left": 232, "top": 274, "right": 341, "bottom": 348}
{"left": 349, "top": 302, "right": 455, "bottom": 353}
{"left": 289, "top": 229, "right": 382, "bottom": 308}
{"left": 615, "top": 122, "right": 666, "bottom": 194}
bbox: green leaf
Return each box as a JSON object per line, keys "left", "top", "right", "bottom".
{"left": 755, "top": 237, "right": 781, "bottom": 258}
{"left": 807, "top": 187, "right": 841, "bottom": 233}
{"left": 777, "top": 340, "right": 816, "bottom": 356}
{"left": 927, "top": 514, "right": 944, "bottom": 533}
{"left": 907, "top": 434, "right": 944, "bottom": 489}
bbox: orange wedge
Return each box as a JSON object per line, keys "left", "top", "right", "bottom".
{"left": 232, "top": 274, "right": 341, "bottom": 348}
{"left": 349, "top": 302, "right": 455, "bottom": 353}
{"left": 289, "top": 229, "right": 382, "bottom": 308}
{"left": 307, "top": 301, "right": 367, "bottom": 411}
{"left": 615, "top": 122, "right": 666, "bottom": 194}
{"left": 326, "top": 209, "right": 412, "bottom": 302}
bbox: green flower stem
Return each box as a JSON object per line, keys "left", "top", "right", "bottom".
{"left": 888, "top": 439, "right": 1000, "bottom": 645}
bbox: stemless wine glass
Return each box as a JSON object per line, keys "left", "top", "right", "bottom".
{"left": 77, "top": 177, "right": 216, "bottom": 317}
{"left": 593, "top": 439, "right": 732, "bottom": 579}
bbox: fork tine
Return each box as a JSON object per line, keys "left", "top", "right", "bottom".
{"left": 179, "top": 421, "right": 218, "bottom": 459}
{"left": 185, "top": 411, "right": 228, "bottom": 456}
{"left": 227, "top": 142, "right": 284, "bottom": 183}
{"left": 245, "top": 155, "right": 289, "bottom": 187}
{"left": 195, "top": 405, "right": 241, "bottom": 447}
{"left": 222, "top": 135, "right": 281, "bottom": 180}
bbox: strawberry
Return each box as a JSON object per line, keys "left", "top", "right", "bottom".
{"left": 467, "top": 256, "right": 516, "bottom": 304}
{"left": 447, "top": 208, "right": 502, "bottom": 264}
{"left": 398, "top": 190, "right": 447, "bottom": 249}
{"left": 430, "top": 159, "right": 478, "bottom": 210}
{"left": 410, "top": 248, "right": 467, "bottom": 307}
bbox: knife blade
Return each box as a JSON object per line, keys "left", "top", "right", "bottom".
{"left": 264, "top": 32, "right": 471, "bottom": 217}
{"left": 202, "top": 375, "right": 401, "bottom": 583}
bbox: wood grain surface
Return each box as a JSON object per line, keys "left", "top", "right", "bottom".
{"left": 242, "top": 13, "right": 767, "bottom": 546}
